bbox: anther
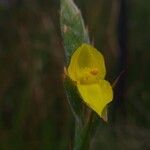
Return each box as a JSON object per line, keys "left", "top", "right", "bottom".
{"left": 90, "top": 68, "right": 99, "bottom": 75}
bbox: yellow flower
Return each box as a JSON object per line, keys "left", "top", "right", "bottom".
{"left": 67, "top": 43, "right": 113, "bottom": 120}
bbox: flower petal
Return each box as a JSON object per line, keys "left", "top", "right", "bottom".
{"left": 77, "top": 80, "right": 113, "bottom": 118}
{"left": 68, "top": 43, "right": 106, "bottom": 81}
{"left": 68, "top": 44, "right": 81, "bottom": 81}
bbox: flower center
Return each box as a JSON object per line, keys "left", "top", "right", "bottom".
{"left": 79, "top": 67, "right": 99, "bottom": 84}
{"left": 90, "top": 68, "right": 99, "bottom": 75}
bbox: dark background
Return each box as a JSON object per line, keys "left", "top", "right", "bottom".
{"left": 0, "top": 0, "right": 149, "bottom": 149}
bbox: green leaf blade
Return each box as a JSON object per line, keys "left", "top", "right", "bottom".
{"left": 60, "top": 0, "right": 89, "bottom": 64}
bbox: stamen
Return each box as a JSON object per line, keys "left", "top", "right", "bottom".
{"left": 90, "top": 68, "right": 99, "bottom": 75}
{"left": 80, "top": 67, "right": 99, "bottom": 84}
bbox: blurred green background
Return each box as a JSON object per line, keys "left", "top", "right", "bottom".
{"left": 0, "top": 0, "right": 149, "bottom": 149}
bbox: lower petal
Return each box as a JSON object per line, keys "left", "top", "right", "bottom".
{"left": 77, "top": 80, "right": 113, "bottom": 118}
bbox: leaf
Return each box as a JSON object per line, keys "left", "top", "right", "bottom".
{"left": 61, "top": 0, "right": 89, "bottom": 126}
{"left": 60, "top": 0, "right": 89, "bottom": 64}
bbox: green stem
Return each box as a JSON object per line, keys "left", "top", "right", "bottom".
{"left": 73, "top": 111, "right": 94, "bottom": 150}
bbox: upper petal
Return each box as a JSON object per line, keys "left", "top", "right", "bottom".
{"left": 68, "top": 43, "right": 106, "bottom": 82}
{"left": 77, "top": 79, "right": 113, "bottom": 118}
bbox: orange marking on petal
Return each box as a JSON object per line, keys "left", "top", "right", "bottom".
{"left": 90, "top": 68, "right": 99, "bottom": 75}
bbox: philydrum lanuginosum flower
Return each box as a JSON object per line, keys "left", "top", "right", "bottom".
{"left": 67, "top": 43, "right": 113, "bottom": 120}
